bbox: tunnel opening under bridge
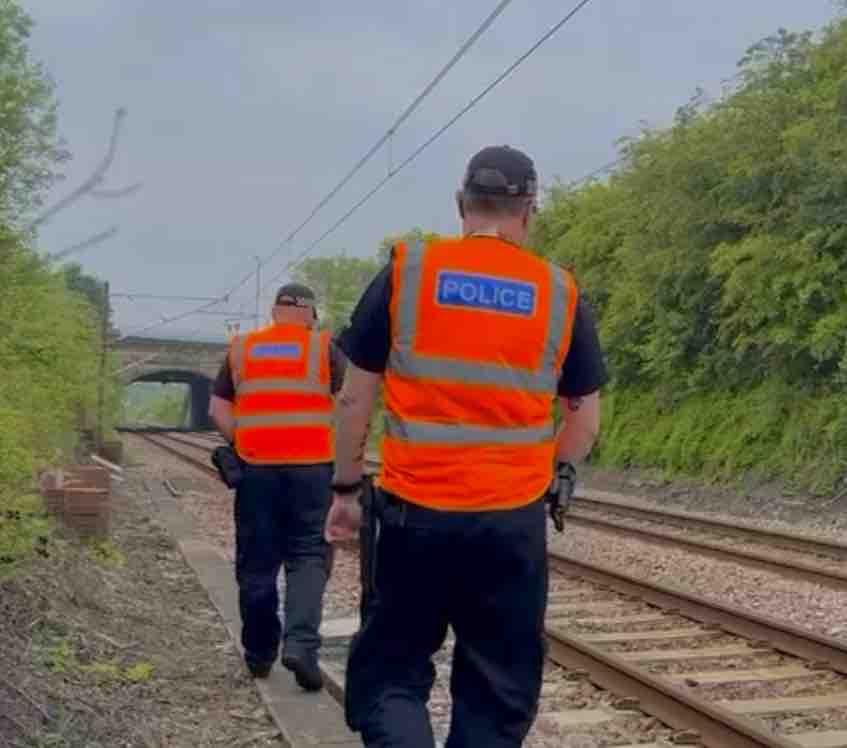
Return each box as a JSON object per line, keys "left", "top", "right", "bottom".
{"left": 121, "top": 369, "right": 215, "bottom": 431}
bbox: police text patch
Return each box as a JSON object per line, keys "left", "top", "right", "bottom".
{"left": 249, "top": 342, "right": 302, "bottom": 360}
{"left": 435, "top": 271, "right": 536, "bottom": 317}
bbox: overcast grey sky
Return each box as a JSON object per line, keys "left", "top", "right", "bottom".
{"left": 25, "top": 0, "right": 839, "bottom": 340}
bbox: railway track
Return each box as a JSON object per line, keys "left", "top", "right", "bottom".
{"left": 127, "top": 431, "right": 220, "bottom": 478}
{"left": 544, "top": 552, "right": 847, "bottom": 747}
{"left": 321, "top": 552, "right": 847, "bottom": 747}
{"left": 127, "top": 431, "right": 847, "bottom": 746}
{"left": 565, "top": 492, "right": 847, "bottom": 590}
{"left": 133, "top": 433, "right": 847, "bottom": 587}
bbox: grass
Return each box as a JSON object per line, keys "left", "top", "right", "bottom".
{"left": 0, "top": 491, "right": 51, "bottom": 577}
{"left": 595, "top": 379, "right": 847, "bottom": 495}
{"left": 86, "top": 540, "right": 126, "bottom": 568}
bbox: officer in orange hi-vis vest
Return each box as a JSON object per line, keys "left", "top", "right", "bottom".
{"left": 325, "top": 146, "right": 608, "bottom": 747}
{"left": 209, "top": 283, "right": 345, "bottom": 690}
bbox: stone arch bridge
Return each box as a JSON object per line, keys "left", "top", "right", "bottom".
{"left": 115, "top": 336, "right": 229, "bottom": 430}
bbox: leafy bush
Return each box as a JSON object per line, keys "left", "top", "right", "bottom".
{"left": 0, "top": 1, "right": 111, "bottom": 567}
{"left": 532, "top": 15, "right": 847, "bottom": 490}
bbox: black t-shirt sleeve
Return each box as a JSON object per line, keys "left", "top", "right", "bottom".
{"left": 212, "top": 356, "right": 235, "bottom": 401}
{"left": 557, "top": 295, "right": 608, "bottom": 398}
{"left": 339, "top": 261, "right": 393, "bottom": 373}
{"left": 329, "top": 339, "right": 347, "bottom": 394}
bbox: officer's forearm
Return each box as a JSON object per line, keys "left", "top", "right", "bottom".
{"left": 556, "top": 392, "right": 600, "bottom": 464}
{"left": 209, "top": 395, "right": 235, "bottom": 443}
{"left": 334, "top": 363, "right": 382, "bottom": 484}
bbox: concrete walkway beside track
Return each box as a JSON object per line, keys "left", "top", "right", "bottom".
{"left": 137, "top": 477, "right": 361, "bottom": 748}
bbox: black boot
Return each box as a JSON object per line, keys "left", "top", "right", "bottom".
{"left": 281, "top": 652, "right": 323, "bottom": 691}
{"left": 245, "top": 654, "right": 274, "bottom": 679}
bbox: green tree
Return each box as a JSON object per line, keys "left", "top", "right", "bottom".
{"left": 292, "top": 255, "right": 380, "bottom": 332}
{"left": 62, "top": 262, "right": 114, "bottom": 326}
{"left": 378, "top": 228, "right": 441, "bottom": 263}
{"left": 0, "top": 0, "right": 66, "bottom": 226}
{"left": 531, "top": 12, "right": 847, "bottom": 489}
{"left": 0, "top": 237, "right": 101, "bottom": 485}
{"left": 0, "top": 2, "right": 113, "bottom": 567}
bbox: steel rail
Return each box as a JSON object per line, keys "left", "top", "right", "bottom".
{"left": 563, "top": 512, "right": 847, "bottom": 588}
{"left": 130, "top": 432, "right": 219, "bottom": 478}
{"left": 544, "top": 629, "right": 804, "bottom": 748}
{"left": 548, "top": 551, "right": 847, "bottom": 675}
{"left": 571, "top": 493, "right": 847, "bottom": 558}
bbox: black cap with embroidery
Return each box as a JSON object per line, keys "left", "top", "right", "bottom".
{"left": 275, "top": 282, "right": 316, "bottom": 307}
{"left": 463, "top": 145, "right": 537, "bottom": 197}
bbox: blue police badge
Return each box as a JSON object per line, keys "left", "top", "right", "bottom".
{"left": 435, "top": 271, "right": 536, "bottom": 317}
{"left": 249, "top": 342, "right": 303, "bottom": 359}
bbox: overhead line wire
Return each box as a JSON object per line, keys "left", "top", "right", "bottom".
{"left": 265, "top": 0, "right": 598, "bottom": 287}
{"left": 128, "top": 0, "right": 517, "bottom": 338}
{"left": 202, "top": 0, "right": 519, "bottom": 303}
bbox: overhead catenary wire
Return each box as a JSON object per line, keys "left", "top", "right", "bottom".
{"left": 203, "top": 0, "right": 518, "bottom": 302}
{"left": 118, "top": 298, "right": 226, "bottom": 341}
{"left": 264, "top": 0, "right": 598, "bottom": 288}
{"left": 127, "top": 0, "right": 518, "bottom": 339}
{"left": 111, "top": 293, "right": 224, "bottom": 302}
{"left": 566, "top": 156, "right": 626, "bottom": 188}
{"left": 123, "top": 150, "right": 618, "bottom": 343}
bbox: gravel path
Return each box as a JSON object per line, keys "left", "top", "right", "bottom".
{"left": 124, "top": 435, "right": 360, "bottom": 618}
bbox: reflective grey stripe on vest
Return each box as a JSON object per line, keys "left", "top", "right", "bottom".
{"left": 387, "top": 240, "right": 569, "bottom": 393}
{"left": 307, "top": 329, "right": 321, "bottom": 382}
{"left": 236, "top": 379, "right": 330, "bottom": 395}
{"left": 384, "top": 413, "right": 553, "bottom": 446}
{"left": 389, "top": 349, "right": 557, "bottom": 392}
{"left": 235, "top": 412, "right": 334, "bottom": 429}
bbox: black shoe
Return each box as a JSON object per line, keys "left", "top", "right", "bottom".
{"left": 281, "top": 652, "right": 323, "bottom": 691}
{"left": 245, "top": 655, "right": 273, "bottom": 679}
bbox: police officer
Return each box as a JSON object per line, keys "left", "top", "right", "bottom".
{"left": 209, "top": 283, "right": 345, "bottom": 690}
{"left": 325, "top": 145, "right": 607, "bottom": 746}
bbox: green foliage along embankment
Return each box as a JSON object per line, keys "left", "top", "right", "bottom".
{"left": 0, "top": 239, "right": 106, "bottom": 565}
{"left": 532, "top": 17, "right": 847, "bottom": 492}
{"left": 0, "top": 0, "right": 111, "bottom": 568}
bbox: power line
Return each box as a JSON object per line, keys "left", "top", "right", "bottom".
{"left": 566, "top": 156, "right": 626, "bottom": 188}
{"left": 126, "top": 0, "right": 597, "bottom": 337}
{"left": 215, "top": 0, "right": 518, "bottom": 305}
{"left": 265, "top": 0, "right": 598, "bottom": 287}
{"left": 117, "top": 298, "right": 226, "bottom": 341}
{"left": 273, "top": 0, "right": 516, "bottom": 253}
{"left": 109, "top": 292, "right": 225, "bottom": 301}
{"left": 127, "top": 0, "right": 516, "bottom": 342}
{"left": 111, "top": 293, "right": 223, "bottom": 302}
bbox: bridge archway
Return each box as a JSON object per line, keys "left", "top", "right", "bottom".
{"left": 114, "top": 336, "right": 229, "bottom": 431}
{"left": 122, "top": 368, "right": 215, "bottom": 430}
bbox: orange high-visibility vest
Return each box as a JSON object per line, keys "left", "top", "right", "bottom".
{"left": 231, "top": 323, "right": 334, "bottom": 465}
{"left": 380, "top": 236, "right": 578, "bottom": 510}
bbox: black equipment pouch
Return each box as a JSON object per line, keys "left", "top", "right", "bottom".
{"left": 547, "top": 461, "right": 576, "bottom": 532}
{"left": 210, "top": 445, "right": 243, "bottom": 489}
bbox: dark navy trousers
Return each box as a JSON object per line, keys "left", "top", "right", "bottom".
{"left": 347, "top": 495, "right": 548, "bottom": 748}
{"left": 234, "top": 462, "right": 332, "bottom": 664}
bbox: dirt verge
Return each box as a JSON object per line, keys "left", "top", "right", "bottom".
{"left": 0, "top": 482, "right": 283, "bottom": 747}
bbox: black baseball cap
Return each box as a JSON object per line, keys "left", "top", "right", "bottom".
{"left": 275, "top": 282, "right": 316, "bottom": 308}
{"left": 462, "top": 145, "right": 537, "bottom": 197}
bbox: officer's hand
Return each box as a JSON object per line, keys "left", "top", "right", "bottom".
{"left": 324, "top": 492, "right": 362, "bottom": 544}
